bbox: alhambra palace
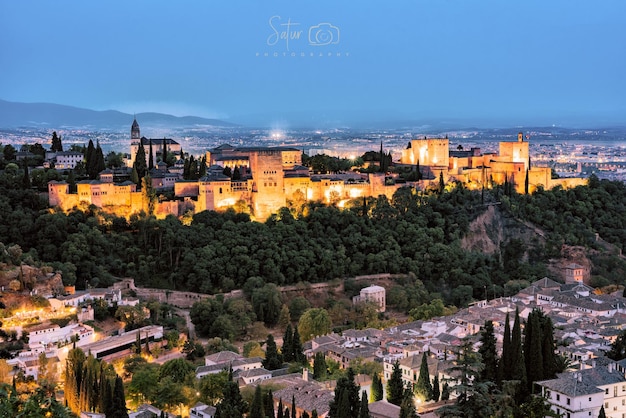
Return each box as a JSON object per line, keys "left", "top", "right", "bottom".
{"left": 48, "top": 119, "right": 586, "bottom": 221}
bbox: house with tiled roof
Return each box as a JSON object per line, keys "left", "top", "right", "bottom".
{"left": 273, "top": 381, "right": 334, "bottom": 418}
{"left": 537, "top": 357, "right": 626, "bottom": 418}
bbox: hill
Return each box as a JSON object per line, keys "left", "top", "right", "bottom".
{"left": 0, "top": 99, "right": 237, "bottom": 129}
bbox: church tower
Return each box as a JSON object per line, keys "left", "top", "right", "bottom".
{"left": 131, "top": 117, "right": 141, "bottom": 143}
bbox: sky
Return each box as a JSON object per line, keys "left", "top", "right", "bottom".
{"left": 1, "top": 0, "right": 625, "bottom": 127}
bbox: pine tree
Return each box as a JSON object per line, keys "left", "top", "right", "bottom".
{"left": 599, "top": 405, "right": 607, "bottom": 418}
{"left": 263, "top": 334, "right": 283, "bottom": 370}
{"left": 216, "top": 381, "right": 246, "bottom": 418}
{"left": 313, "top": 352, "right": 327, "bottom": 380}
{"left": 250, "top": 385, "right": 264, "bottom": 418}
{"left": 371, "top": 373, "right": 383, "bottom": 402}
{"left": 432, "top": 374, "right": 440, "bottom": 402}
{"left": 358, "top": 390, "right": 370, "bottom": 418}
{"left": 386, "top": 361, "right": 404, "bottom": 406}
{"left": 478, "top": 320, "right": 498, "bottom": 383}
{"left": 415, "top": 352, "right": 432, "bottom": 402}
{"left": 283, "top": 324, "right": 294, "bottom": 362}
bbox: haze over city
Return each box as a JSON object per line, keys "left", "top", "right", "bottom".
{"left": 1, "top": 0, "right": 625, "bottom": 128}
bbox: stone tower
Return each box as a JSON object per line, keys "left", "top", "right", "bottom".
{"left": 131, "top": 117, "right": 141, "bottom": 143}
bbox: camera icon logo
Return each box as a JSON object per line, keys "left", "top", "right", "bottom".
{"left": 308, "top": 23, "right": 340, "bottom": 46}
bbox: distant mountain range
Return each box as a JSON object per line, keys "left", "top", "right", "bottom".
{"left": 0, "top": 99, "right": 237, "bottom": 129}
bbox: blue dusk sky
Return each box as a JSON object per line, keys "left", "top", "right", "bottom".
{"left": 1, "top": 0, "right": 625, "bottom": 127}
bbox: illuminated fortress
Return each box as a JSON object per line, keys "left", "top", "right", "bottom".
{"left": 48, "top": 121, "right": 585, "bottom": 221}
{"left": 400, "top": 132, "right": 585, "bottom": 194}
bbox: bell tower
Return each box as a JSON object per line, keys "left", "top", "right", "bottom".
{"left": 131, "top": 117, "right": 140, "bottom": 143}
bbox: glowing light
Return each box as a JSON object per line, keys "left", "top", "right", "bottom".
{"left": 348, "top": 188, "right": 363, "bottom": 199}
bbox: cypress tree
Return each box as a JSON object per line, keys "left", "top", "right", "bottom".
{"left": 311, "top": 410, "right": 318, "bottom": 418}
{"left": 524, "top": 309, "right": 543, "bottom": 392}
{"left": 291, "top": 395, "right": 296, "bottom": 418}
{"left": 415, "top": 352, "right": 432, "bottom": 401}
{"left": 22, "top": 160, "right": 30, "bottom": 189}
{"left": 302, "top": 412, "right": 310, "bottom": 418}
{"left": 313, "top": 352, "right": 327, "bottom": 380}
{"left": 292, "top": 327, "right": 305, "bottom": 364}
{"left": 95, "top": 140, "right": 105, "bottom": 175}
{"left": 371, "top": 373, "right": 383, "bottom": 402}
{"left": 162, "top": 137, "right": 168, "bottom": 165}
{"left": 284, "top": 408, "right": 290, "bottom": 418}
{"left": 134, "top": 142, "right": 147, "bottom": 181}
{"left": 524, "top": 169, "right": 529, "bottom": 194}
{"left": 432, "top": 374, "right": 440, "bottom": 402}
{"left": 541, "top": 315, "right": 557, "bottom": 380}
{"left": 264, "top": 389, "right": 275, "bottom": 418}
{"left": 499, "top": 312, "right": 512, "bottom": 382}
{"left": 599, "top": 405, "right": 607, "bottom": 418}
{"left": 109, "top": 376, "right": 129, "bottom": 418}
{"left": 438, "top": 171, "right": 445, "bottom": 194}
{"left": 67, "top": 170, "right": 77, "bottom": 193}
{"left": 85, "top": 140, "right": 95, "bottom": 175}
{"left": 148, "top": 140, "right": 154, "bottom": 170}
{"left": 263, "top": 334, "right": 283, "bottom": 370}
{"left": 329, "top": 368, "right": 360, "bottom": 418}
{"left": 479, "top": 320, "right": 498, "bottom": 383}
{"left": 282, "top": 324, "right": 294, "bottom": 362}
{"left": 250, "top": 385, "right": 264, "bottom": 418}
{"left": 277, "top": 399, "right": 284, "bottom": 418}
{"left": 358, "top": 390, "right": 370, "bottom": 418}
{"left": 441, "top": 382, "right": 450, "bottom": 401}
{"left": 399, "top": 387, "right": 418, "bottom": 418}
{"left": 386, "top": 361, "right": 404, "bottom": 406}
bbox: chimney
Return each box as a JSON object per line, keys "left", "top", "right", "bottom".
{"left": 577, "top": 373, "right": 582, "bottom": 382}
{"left": 302, "top": 368, "right": 309, "bottom": 381}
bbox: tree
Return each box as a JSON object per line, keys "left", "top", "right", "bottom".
{"left": 386, "top": 361, "right": 404, "bottom": 406}
{"left": 109, "top": 375, "right": 129, "bottom": 418}
{"left": 215, "top": 380, "right": 247, "bottom": 418}
{"left": 441, "top": 382, "right": 450, "bottom": 401}
{"left": 298, "top": 308, "right": 331, "bottom": 341}
{"left": 252, "top": 283, "right": 283, "bottom": 326}
{"left": 134, "top": 141, "right": 147, "bottom": 181}
{"left": 511, "top": 308, "right": 526, "bottom": 383}
{"left": 439, "top": 171, "right": 445, "bottom": 194}
{"left": 278, "top": 304, "right": 291, "bottom": 329}
{"left": 22, "top": 159, "right": 30, "bottom": 189}
{"left": 499, "top": 312, "right": 512, "bottom": 382}
{"left": 162, "top": 138, "right": 168, "bottom": 166}
{"left": 371, "top": 373, "right": 383, "bottom": 402}
{"left": 432, "top": 375, "right": 440, "bottom": 402}
{"left": 524, "top": 309, "right": 544, "bottom": 392}
{"left": 313, "top": 352, "right": 327, "bottom": 380}
{"left": 51, "top": 131, "right": 63, "bottom": 152}
{"left": 148, "top": 140, "right": 154, "bottom": 171}
{"left": 282, "top": 324, "right": 294, "bottom": 362}
{"left": 399, "top": 388, "right": 419, "bottom": 418}
{"left": 264, "top": 389, "right": 275, "bottom": 418}
{"left": 607, "top": 329, "right": 626, "bottom": 360}
{"left": 250, "top": 385, "right": 264, "bottom": 418}
{"left": 292, "top": 327, "right": 305, "bottom": 364}
{"left": 359, "top": 390, "right": 370, "bottom": 418}
{"left": 478, "top": 320, "right": 498, "bottom": 383}
{"left": 415, "top": 352, "right": 433, "bottom": 402}
{"left": 3, "top": 143, "right": 16, "bottom": 161}
{"left": 329, "top": 368, "right": 360, "bottom": 418}
{"left": 599, "top": 405, "right": 607, "bottom": 418}
{"left": 159, "top": 358, "right": 194, "bottom": 385}
{"left": 263, "top": 334, "right": 283, "bottom": 370}
{"left": 198, "top": 371, "right": 228, "bottom": 405}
